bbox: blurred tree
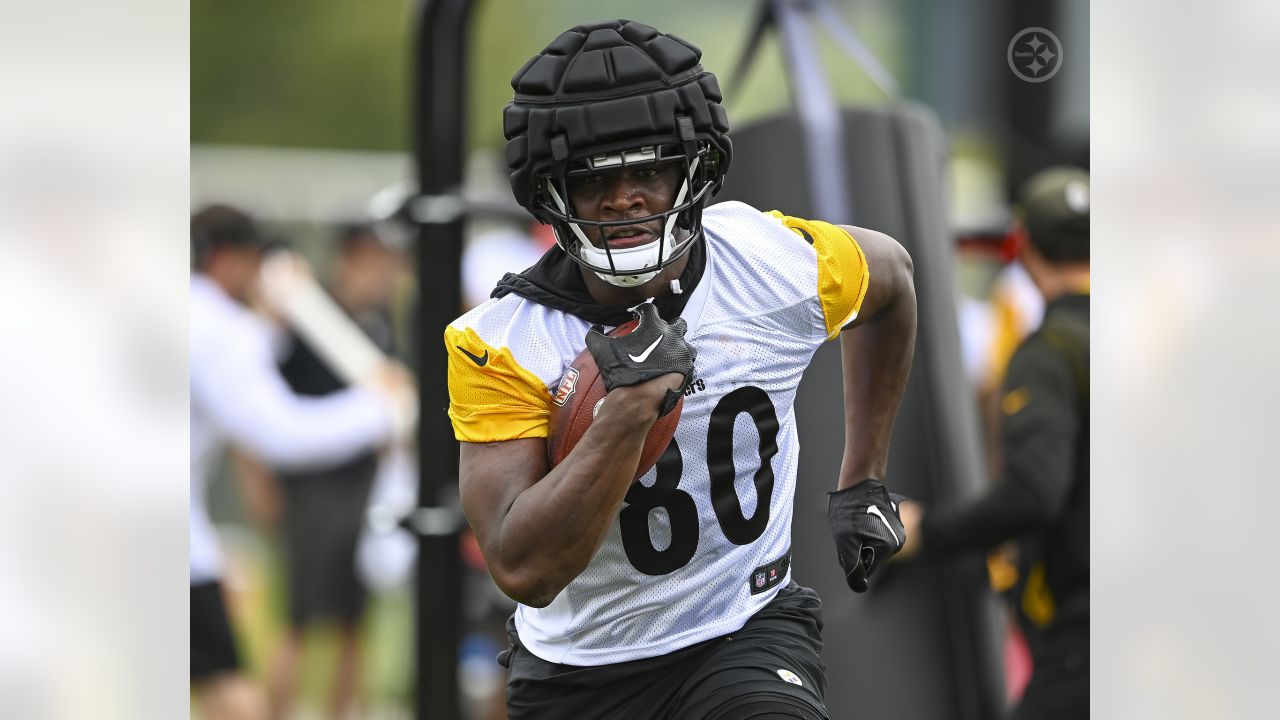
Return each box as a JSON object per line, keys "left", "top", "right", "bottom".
{"left": 193, "top": 0, "right": 905, "bottom": 152}
{"left": 192, "top": 0, "right": 911, "bottom": 152}
{"left": 192, "top": 0, "right": 412, "bottom": 150}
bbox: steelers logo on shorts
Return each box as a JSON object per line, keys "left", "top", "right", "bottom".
{"left": 776, "top": 668, "right": 803, "bottom": 686}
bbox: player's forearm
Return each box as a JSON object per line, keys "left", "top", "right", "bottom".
{"left": 214, "top": 382, "right": 391, "bottom": 469}
{"left": 836, "top": 265, "right": 916, "bottom": 489}
{"left": 921, "top": 478, "right": 1043, "bottom": 555}
{"left": 493, "top": 389, "right": 660, "bottom": 606}
{"left": 923, "top": 409, "right": 1079, "bottom": 554}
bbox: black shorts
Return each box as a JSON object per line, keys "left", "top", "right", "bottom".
{"left": 191, "top": 581, "right": 241, "bottom": 680}
{"left": 279, "top": 464, "right": 376, "bottom": 628}
{"left": 499, "top": 582, "right": 829, "bottom": 720}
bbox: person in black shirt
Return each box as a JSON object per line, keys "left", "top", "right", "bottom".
{"left": 266, "top": 224, "right": 402, "bottom": 720}
{"left": 898, "top": 167, "right": 1089, "bottom": 720}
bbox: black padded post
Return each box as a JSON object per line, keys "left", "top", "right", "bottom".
{"left": 411, "top": 0, "right": 473, "bottom": 718}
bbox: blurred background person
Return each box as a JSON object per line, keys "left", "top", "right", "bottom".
{"left": 951, "top": 217, "right": 1048, "bottom": 705}
{"left": 190, "top": 205, "right": 411, "bottom": 720}
{"left": 264, "top": 223, "right": 401, "bottom": 720}
{"left": 462, "top": 219, "right": 554, "bottom": 311}
{"left": 897, "top": 167, "right": 1090, "bottom": 720}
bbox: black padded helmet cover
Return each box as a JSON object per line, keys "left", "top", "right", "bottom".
{"left": 503, "top": 19, "right": 732, "bottom": 222}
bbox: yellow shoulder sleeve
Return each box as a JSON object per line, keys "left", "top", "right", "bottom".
{"left": 444, "top": 325, "right": 551, "bottom": 443}
{"left": 768, "top": 211, "right": 870, "bottom": 339}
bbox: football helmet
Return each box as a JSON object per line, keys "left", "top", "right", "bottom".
{"left": 503, "top": 20, "right": 732, "bottom": 287}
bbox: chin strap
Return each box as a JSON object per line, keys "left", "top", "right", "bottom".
{"left": 594, "top": 266, "right": 658, "bottom": 287}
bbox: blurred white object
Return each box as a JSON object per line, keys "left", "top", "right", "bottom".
{"left": 259, "top": 250, "right": 385, "bottom": 384}
{"left": 258, "top": 249, "right": 418, "bottom": 443}
{"left": 367, "top": 181, "right": 415, "bottom": 250}
{"left": 357, "top": 447, "right": 419, "bottom": 591}
{"left": 463, "top": 227, "right": 546, "bottom": 309}
{"left": 955, "top": 294, "right": 995, "bottom": 388}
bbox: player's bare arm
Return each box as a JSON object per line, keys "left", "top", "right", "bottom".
{"left": 460, "top": 373, "right": 680, "bottom": 608}
{"left": 822, "top": 224, "right": 917, "bottom": 593}
{"left": 458, "top": 305, "right": 698, "bottom": 610}
{"left": 835, "top": 225, "right": 917, "bottom": 487}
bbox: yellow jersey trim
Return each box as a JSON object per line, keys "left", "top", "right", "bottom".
{"left": 768, "top": 211, "right": 870, "bottom": 339}
{"left": 986, "top": 550, "right": 1020, "bottom": 593}
{"left": 1002, "top": 386, "right": 1031, "bottom": 416}
{"left": 445, "top": 325, "right": 551, "bottom": 443}
{"left": 1021, "top": 561, "right": 1057, "bottom": 628}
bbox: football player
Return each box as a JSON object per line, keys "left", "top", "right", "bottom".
{"left": 446, "top": 20, "right": 917, "bottom": 720}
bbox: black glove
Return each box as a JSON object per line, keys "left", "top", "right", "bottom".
{"left": 585, "top": 302, "right": 696, "bottom": 417}
{"left": 828, "top": 479, "right": 907, "bottom": 593}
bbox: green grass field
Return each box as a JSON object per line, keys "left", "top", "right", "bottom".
{"left": 221, "top": 525, "right": 416, "bottom": 718}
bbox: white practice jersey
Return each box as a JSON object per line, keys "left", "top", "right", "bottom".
{"left": 446, "top": 201, "right": 869, "bottom": 666}
{"left": 190, "top": 274, "right": 391, "bottom": 584}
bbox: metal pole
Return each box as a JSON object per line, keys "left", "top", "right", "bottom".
{"left": 773, "top": 0, "right": 852, "bottom": 223}
{"left": 412, "top": 0, "right": 474, "bottom": 717}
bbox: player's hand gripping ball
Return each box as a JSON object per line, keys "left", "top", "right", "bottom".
{"left": 547, "top": 303, "right": 696, "bottom": 481}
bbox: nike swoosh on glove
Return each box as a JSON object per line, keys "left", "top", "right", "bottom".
{"left": 585, "top": 302, "right": 697, "bottom": 417}
{"left": 828, "top": 479, "right": 908, "bottom": 593}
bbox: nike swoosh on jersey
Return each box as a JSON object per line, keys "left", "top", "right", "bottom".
{"left": 867, "top": 505, "right": 900, "bottom": 546}
{"left": 628, "top": 336, "right": 663, "bottom": 363}
{"left": 457, "top": 346, "right": 489, "bottom": 366}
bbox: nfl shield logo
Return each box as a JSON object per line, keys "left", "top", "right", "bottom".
{"left": 552, "top": 367, "right": 579, "bottom": 406}
{"left": 755, "top": 571, "right": 767, "bottom": 588}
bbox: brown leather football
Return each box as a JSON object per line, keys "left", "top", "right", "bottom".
{"left": 546, "top": 319, "right": 683, "bottom": 480}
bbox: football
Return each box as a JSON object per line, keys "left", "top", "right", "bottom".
{"left": 547, "top": 319, "right": 683, "bottom": 481}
